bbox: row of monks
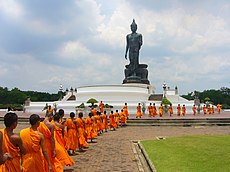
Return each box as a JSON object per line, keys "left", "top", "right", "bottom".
{"left": 0, "top": 103, "right": 129, "bottom": 172}
{"left": 136, "top": 103, "right": 222, "bottom": 118}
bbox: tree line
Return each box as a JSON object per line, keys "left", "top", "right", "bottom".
{"left": 0, "top": 86, "right": 229, "bottom": 110}
{"left": 0, "top": 86, "right": 60, "bottom": 110}
{"left": 181, "top": 87, "right": 230, "bottom": 109}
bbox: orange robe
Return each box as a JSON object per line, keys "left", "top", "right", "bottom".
{"left": 136, "top": 105, "right": 142, "bottom": 117}
{"left": 109, "top": 113, "right": 116, "bottom": 129}
{"left": 65, "top": 118, "right": 78, "bottom": 151}
{"left": 76, "top": 118, "right": 88, "bottom": 148}
{"left": 99, "top": 102, "right": 104, "bottom": 113}
{"left": 91, "top": 116, "right": 98, "bottom": 137}
{"left": 177, "top": 106, "right": 181, "bottom": 116}
{"left": 148, "top": 105, "right": 153, "bottom": 116}
{"left": 120, "top": 111, "right": 127, "bottom": 124}
{"left": 85, "top": 117, "right": 97, "bottom": 140}
{"left": 102, "top": 113, "right": 108, "bottom": 129}
{"left": 91, "top": 109, "right": 97, "bottom": 116}
{"left": 0, "top": 129, "right": 20, "bottom": 172}
{"left": 123, "top": 105, "right": 129, "bottom": 118}
{"left": 168, "top": 106, "right": 173, "bottom": 115}
{"left": 192, "top": 106, "right": 197, "bottom": 115}
{"left": 53, "top": 124, "right": 74, "bottom": 166}
{"left": 37, "top": 122, "right": 63, "bottom": 172}
{"left": 159, "top": 105, "right": 163, "bottom": 117}
{"left": 120, "top": 113, "right": 126, "bottom": 124}
{"left": 217, "top": 104, "right": 221, "bottom": 113}
{"left": 20, "top": 128, "right": 46, "bottom": 172}
{"left": 114, "top": 112, "right": 120, "bottom": 127}
{"left": 152, "top": 105, "right": 157, "bottom": 116}
{"left": 182, "top": 106, "right": 186, "bottom": 116}
{"left": 203, "top": 106, "right": 207, "bottom": 115}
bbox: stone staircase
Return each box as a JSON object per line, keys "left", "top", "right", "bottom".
{"left": 127, "top": 118, "right": 230, "bottom": 126}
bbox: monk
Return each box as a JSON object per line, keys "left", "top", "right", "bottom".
{"left": 109, "top": 111, "right": 116, "bottom": 130}
{"left": 217, "top": 104, "right": 221, "bottom": 114}
{"left": 211, "top": 105, "right": 215, "bottom": 114}
{"left": 37, "top": 113, "right": 63, "bottom": 172}
{"left": 168, "top": 104, "right": 173, "bottom": 116}
{"left": 102, "top": 111, "right": 108, "bottom": 132}
{"left": 46, "top": 105, "right": 54, "bottom": 115}
{"left": 96, "top": 112, "right": 103, "bottom": 134}
{"left": 203, "top": 105, "right": 207, "bottom": 115}
{"left": 76, "top": 112, "right": 89, "bottom": 149}
{"left": 0, "top": 131, "right": 12, "bottom": 171}
{"left": 65, "top": 112, "right": 78, "bottom": 155}
{"left": 120, "top": 110, "right": 126, "bottom": 127}
{"left": 114, "top": 110, "right": 120, "bottom": 128}
{"left": 0, "top": 112, "right": 26, "bottom": 172}
{"left": 159, "top": 104, "right": 163, "bottom": 117}
{"left": 99, "top": 101, "right": 104, "bottom": 113}
{"left": 120, "top": 109, "right": 127, "bottom": 124}
{"left": 192, "top": 105, "right": 197, "bottom": 116}
{"left": 123, "top": 103, "right": 129, "bottom": 119}
{"left": 53, "top": 114, "right": 74, "bottom": 166}
{"left": 152, "top": 103, "right": 157, "bottom": 117}
{"left": 20, "top": 114, "right": 52, "bottom": 172}
{"left": 91, "top": 108, "right": 97, "bottom": 116}
{"left": 136, "top": 103, "right": 142, "bottom": 118}
{"left": 182, "top": 105, "right": 186, "bottom": 116}
{"left": 148, "top": 103, "right": 153, "bottom": 117}
{"left": 207, "top": 105, "right": 212, "bottom": 114}
{"left": 85, "top": 112, "right": 96, "bottom": 142}
{"left": 177, "top": 104, "right": 181, "bottom": 116}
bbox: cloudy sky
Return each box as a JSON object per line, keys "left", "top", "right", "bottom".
{"left": 0, "top": 0, "right": 229, "bottom": 95}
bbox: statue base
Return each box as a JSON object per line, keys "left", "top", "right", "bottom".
{"left": 123, "top": 64, "right": 150, "bottom": 84}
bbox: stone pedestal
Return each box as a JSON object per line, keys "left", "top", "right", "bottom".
{"left": 123, "top": 64, "right": 150, "bottom": 84}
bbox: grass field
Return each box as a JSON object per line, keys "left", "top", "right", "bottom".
{"left": 141, "top": 135, "right": 230, "bottom": 172}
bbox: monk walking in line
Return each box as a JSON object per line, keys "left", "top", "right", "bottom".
{"left": 208, "top": 105, "right": 212, "bottom": 114}
{"left": 65, "top": 112, "right": 78, "bottom": 155}
{"left": 20, "top": 114, "right": 52, "bottom": 172}
{"left": 0, "top": 112, "right": 26, "bottom": 172}
{"left": 38, "top": 112, "right": 63, "bottom": 172}
{"left": 99, "top": 101, "right": 104, "bottom": 113}
{"left": 114, "top": 110, "right": 120, "bottom": 128}
{"left": 203, "top": 105, "right": 207, "bottom": 115}
{"left": 182, "top": 104, "right": 186, "bottom": 116}
{"left": 85, "top": 112, "right": 96, "bottom": 142}
{"left": 159, "top": 104, "right": 163, "bottom": 117}
{"left": 0, "top": 131, "right": 12, "bottom": 166}
{"left": 217, "top": 104, "right": 221, "bottom": 114}
{"left": 109, "top": 111, "right": 116, "bottom": 130}
{"left": 136, "top": 103, "right": 142, "bottom": 118}
{"left": 148, "top": 103, "right": 153, "bottom": 117}
{"left": 102, "top": 111, "right": 109, "bottom": 132}
{"left": 152, "top": 103, "right": 157, "bottom": 117}
{"left": 168, "top": 104, "right": 173, "bottom": 116}
{"left": 192, "top": 105, "right": 197, "bottom": 116}
{"left": 53, "top": 114, "right": 74, "bottom": 166}
{"left": 76, "top": 112, "right": 89, "bottom": 150}
{"left": 177, "top": 104, "right": 181, "bottom": 116}
{"left": 123, "top": 103, "right": 129, "bottom": 119}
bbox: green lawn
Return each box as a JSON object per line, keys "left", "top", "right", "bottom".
{"left": 141, "top": 135, "right": 230, "bottom": 172}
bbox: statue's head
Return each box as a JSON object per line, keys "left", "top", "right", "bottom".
{"left": 130, "top": 19, "right": 137, "bottom": 32}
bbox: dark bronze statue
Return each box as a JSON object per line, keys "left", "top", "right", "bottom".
{"left": 125, "top": 19, "right": 142, "bottom": 75}
{"left": 123, "top": 19, "right": 150, "bottom": 84}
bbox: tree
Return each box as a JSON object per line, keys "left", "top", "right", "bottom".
{"left": 87, "top": 98, "right": 98, "bottom": 108}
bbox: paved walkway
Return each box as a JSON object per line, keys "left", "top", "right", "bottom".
{"left": 0, "top": 111, "right": 230, "bottom": 171}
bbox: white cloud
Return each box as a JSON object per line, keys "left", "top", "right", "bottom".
{"left": 0, "top": 0, "right": 24, "bottom": 19}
